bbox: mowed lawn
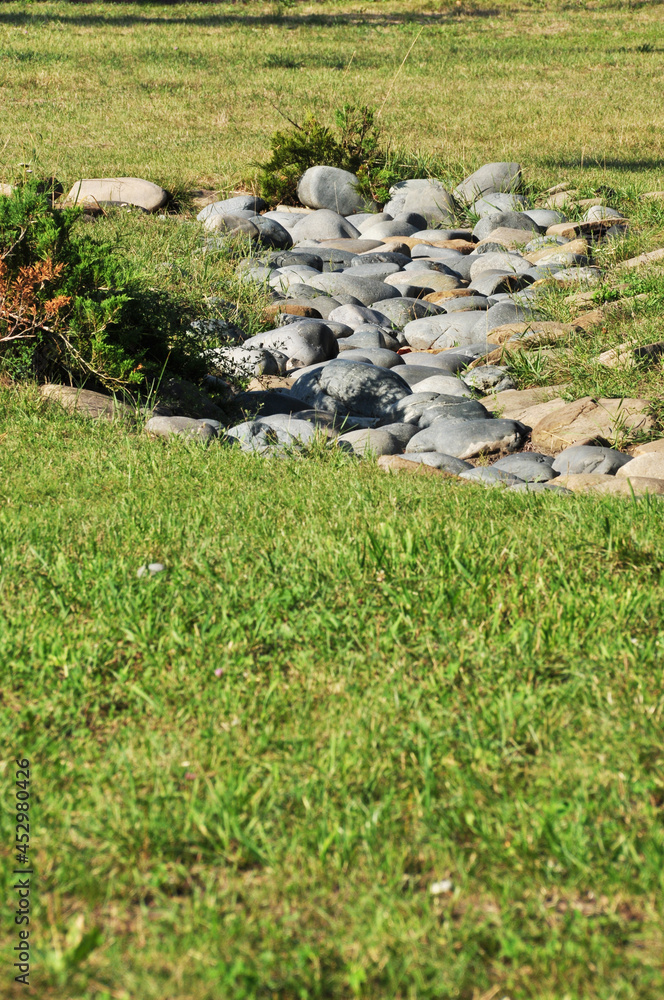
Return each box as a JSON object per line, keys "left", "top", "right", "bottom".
{"left": 1, "top": 2, "right": 664, "bottom": 999}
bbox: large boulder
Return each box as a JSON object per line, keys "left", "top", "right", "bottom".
{"left": 290, "top": 358, "right": 411, "bottom": 418}
{"left": 384, "top": 179, "right": 455, "bottom": 225}
{"left": 298, "top": 166, "right": 365, "bottom": 216}
{"left": 453, "top": 162, "right": 521, "bottom": 204}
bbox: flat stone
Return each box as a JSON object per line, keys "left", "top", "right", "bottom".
{"left": 290, "top": 358, "right": 411, "bottom": 418}
{"left": 384, "top": 179, "right": 455, "bottom": 225}
{"left": 415, "top": 396, "right": 488, "bottom": 424}
{"left": 531, "top": 397, "right": 654, "bottom": 453}
{"left": 337, "top": 347, "right": 404, "bottom": 369}
{"left": 616, "top": 453, "right": 664, "bottom": 479}
{"left": 526, "top": 238, "right": 589, "bottom": 265}
{"left": 492, "top": 452, "right": 557, "bottom": 481}
{"left": 406, "top": 418, "right": 528, "bottom": 459}
{"left": 298, "top": 166, "right": 364, "bottom": 216}
{"left": 598, "top": 340, "right": 664, "bottom": 369}
{"left": 555, "top": 474, "right": 664, "bottom": 496}
{"left": 64, "top": 177, "right": 168, "bottom": 212}
{"left": 454, "top": 162, "right": 521, "bottom": 203}
{"left": 464, "top": 365, "right": 515, "bottom": 392}
{"left": 552, "top": 445, "right": 633, "bottom": 476}
{"left": 145, "top": 416, "right": 219, "bottom": 440}
{"left": 383, "top": 235, "right": 476, "bottom": 254}
{"left": 291, "top": 210, "right": 361, "bottom": 242}
{"left": 459, "top": 466, "right": 524, "bottom": 487}
{"left": 483, "top": 385, "right": 570, "bottom": 421}
{"left": 631, "top": 438, "right": 664, "bottom": 457}
{"left": 618, "top": 248, "right": 664, "bottom": 269}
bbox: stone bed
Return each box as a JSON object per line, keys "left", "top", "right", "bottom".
{"left": 44, "top": 164, "right": 664, "bottom": 497}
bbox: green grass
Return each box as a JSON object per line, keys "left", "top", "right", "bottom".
{"left": 2, "top": 3, "right": 664, "bottom": 997}
{"left": 1, "top": 1, "right": 664, "bottom": 195}
{"left": 1, "top": 387, "right": 664, "bottom": 999}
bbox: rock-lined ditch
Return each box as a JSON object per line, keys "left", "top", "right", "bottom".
{"left": 41, "top": 163, "right": 664, "bottom": 497}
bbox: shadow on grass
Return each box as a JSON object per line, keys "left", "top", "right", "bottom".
{"left": 0, "top": 5, "right": 504, "bottom": 30}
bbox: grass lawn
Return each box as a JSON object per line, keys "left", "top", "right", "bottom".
{"left": 2, "top": 2, "right": 664, "bottom": 998}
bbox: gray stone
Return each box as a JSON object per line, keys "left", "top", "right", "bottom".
{"left": 492, "top": 453, "right": 558, "bottom": 482}
{"left": 551, "top": 445, "right": 633, "bottom": 476}
{"left": 472, "top": 192, "right": 529, "bottom": 216}
{"left": 137, "top": 562, "right": 166, "bottom": 577}
{"left": 523, "top": 236, "right": 567, "bottom": 252}
{"left": 412, "top": 375, "right": 473, "bottom": 398}
{"left": 459, "top": 466, "right": 524, "bottom": 487}
{"left": 384, "top": 179, "right": 455, "bottom": 225}
{"left": 269, "top": 250, "right": 324, "bottom": 270}
{"left": 352, "top": 251, "right": 411, "bottom": 267}
{"left": 355, "top": 212, "right": 393, "bottom": 232}
{"left": 464, "top": 366, "right": 516, "bottom": 393}
{"left": 328, "top": 303, "right": 392, "bottom": 329}
{"left": 371, "top": 298, "right": 444, "bottom": 329}
{"left": 584, "top": 205, "right": 626, "bottom": 222}
{"left": 401, "top": 352, "right": 457, "bottom": 370}
{"left": 243, "top": 321, "right": 339, "bottom": 366}
{"left": 291, "top": 210, "right": 361, "bottom": 242}
{"left": 361, "top": 219, "right": 419, "bottom": 240}
{"left": 145, "top": 416, "right": 219, "bottom": 440}
{"left": 337, "top": 347, "right": 404, "bottom": 369}
{"left": 439, "top": 295, "right": 489, "bottom": 313}
{"left": 204, "top": 214, "right": 260, "bottom": 237}
{"left": 395, "top": 452, "right": 473, "bottom": 473}
{"left": 416, "top": 397, "right": 490, "bottom": 426}
{"left": 307, "top": 272, "right": 400, "bottom": 306}
{"left": 387, "top": 270, "right": 462, "bottom": 294}
{"left": 337, "top": 422, "right": 419, "bottom": 456}
{"left": 472, "top": 211, "right": 543, "bottom": 242}
{"left": 197, "top": 194, "right": 268, "bottom": 223}
{"left": 472, "top": 301, "right": 540, "bottom": 335}
{"left": 469, "top": 251, "right": 530, "bottom": 280}
{"left": 339, "top": 329, "right": 400, "bottom": 351}
{"left": 523, "top": 209, "right": 567, "bottom": 229}
{"left": 402, "top": 315, "right": 454, "bottom": 350}
{"left": 343, "top": 261, "right": 402, "bottom": 281}
{"left": 406, "top": 418, "right": 528, "bottom": 459}
{"left": 290, "top": 358, "right": 411, "bottom": 417}
{"left": 248, "top": 215, "right": 293, "bottom": 249}
{"left": 298, "top": 166, "right": 365, "bottom": 216}
{"left": 454, "top": 162, "right": 521, "bottom": 204}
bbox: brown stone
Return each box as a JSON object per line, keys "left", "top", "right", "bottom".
{"left": 423, "top": 289, "right": 477, "bottom": 304}
{"left": 616, "top": 454, "right": 664, "bottom": 479}
{"left": 546, "top": 219, "right": 629, "bottom": 240}
{"left": 380, "top": 235, "right": 476, "bottom": 254}
{"left": 641, "top": 192, "right": 664, "bottom": 201}
{"left": 483, "top": 385, "right": 569, "bottom": 421}
{"left": 544, "top": 191, "right": 577, "bottom": 209}
{"left": 571, "top": 309, "right": 606, "bottom": 332}
{"left": 525, "top": 238, "right": 589, "bottom": 265}
{"left": 530, "top": 397, "right": 654, "bottom": 453}
{"left": 263, "top": 302, "right": 322, "bottom": 321}
{"left": 377, "top": 455, "right": 459, "bottom": 478}
{"left": 598, "top": 340, "right": 664, "bottom": 369}
{"left": 476, "top": 227, "right": 537, "bottom": 250}
{"left": 490, "top": 321, "right": 577, "bottom": 346}
{"left": 631, "top": 438, "right": 664, "bottom": 457}
{"left": 555, "top": 473, "right": 664, "bottom": 496}
{"left": 40, "top": 384, "right": 131, "bottom": 419}
{"left": 617, "top": 248, "right": 664, "bottom": 269}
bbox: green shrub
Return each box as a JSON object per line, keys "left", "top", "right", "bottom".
{"left": 0, "top": 184, "right": 204, "bottom": 389}
{"left": 256, "top": 103, "right": 442, "bottom": 207}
